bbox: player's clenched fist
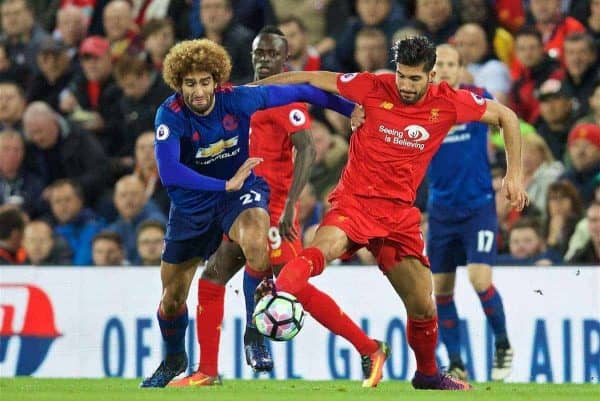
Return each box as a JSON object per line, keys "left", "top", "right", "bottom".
{"left": 501, "top": 174, "right": 530, "bottom": 211}
{"left": 226, "top": 157, "right": 263, "bottom": 192}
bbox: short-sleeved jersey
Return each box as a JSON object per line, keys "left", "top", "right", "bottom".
{"left": 250, "top": 103, "right": 310, "bottom": 211}
{"left": 427, "top": 84, "right": 495, "bottom": 212}
{"left": 335, "top": 72, "right": 487, "bottom": 215}
{"left": 154, "top": 85, "right": 269, "bottom": 214}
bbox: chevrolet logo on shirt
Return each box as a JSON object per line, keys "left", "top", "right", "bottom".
{"left": 196, "top": 136, "right": 239, "bottom": 158}
{"left": 379, "top": 101, "right": 394, "bottom": 110}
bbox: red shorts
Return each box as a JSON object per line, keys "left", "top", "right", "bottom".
{"left": 321, "top": 192, "right": 429, "bottom": 272}
{"left": 265, "top": 206, "right": 302, "bottom": 266}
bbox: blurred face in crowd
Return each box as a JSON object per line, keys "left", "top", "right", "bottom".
{"left": 564, "top": 38, "right": 596, "bottom": 80}
{"left": 459, "top": 0, "right": 488, "bottom": 24}
{"left": 522, "top": 142, "right": 545, "bottom": 176}
{"left": 539, "top": 96, "right": 571, "bottom": 125}
{"left": 252, "top": 33, "right": 287, "bottom": 80}
{"left": 454, "top": 24, "right": 487, "bottom": 65}
{"left": 530, "top": 0, "right": 561, "bottom": 24}
{"left": 515, "top": 34, "right": 544, "bottom": 68}
{"left": 547, "top": 189, "right": 574, "bottom": 217}
{"left": 311, "top": 120, "right": 332, "bottom": 164}
{"left": 114, "top": 175, "right": 147, "bottom": 221}
{"left": 0, "top": 0, "right": 34, "bottom": 37}
{"left": 590, "top": 86, "right": 600, "bottom": 115}
{"left": 181, "top": 71, "right": 216, "bottom": 115}
{"left": 81, "top": 51, "right": 112, "bottom": 82}
{"left": 93, "top": 238, "right": 124, "bottom": 266}
{"left": 588, "top": 204, "right": 600, "bottom": 245}
{"left": 137, "top": 226, "right": 164, "bottom": 265}
{"left": 135, "top": 132, "right": 156, "bottom": 171}
{"left": 434, "top": 45, "right": 461, "bottom": 87}
{"left": 23, "top": 110, "right": 60, "bottom": 149}
{"left": 568, "top": 139, "right": 600, "bottom": 172}
{"left": 49, "top": 183, "right": 83, "bottom": 224}
{"left": 278, "top": 20, "right": 307, "bottom": 60}
{"left": 415, "top": 0, "right": 452, "bottom": 31}
{"left": 144, "top": 24, "right": 175, "bottom": 59}
{"left": 56, "top": 6, "right": 87, "bottom": 47}
{"left": 200, "top": 0, "right": 232, "bottom": 34}
{"left": 0, "top": 83, "right": 25, "bottom": 125}
{"left": 23, "top": 221, "right": 54, "bottom": 265}
{"left": 103, "top": 0, "right": 133, "bottom": 42}
{"left": 593, "top": 0, "right": 600, "bottom": 18}
{"left": 354, "top": 32, "right": 388, "bottom": 72}
{"left": 395, "top": 62, "right": 433, "bottom": 105}
{"left": 37, "top": 51, "right": 71, "bottom": 83}
{"left": 0, "top": 47, "right": 10, "bottom": 71}
{"left": 356, "top": 0, "right": 391, "bottom": 26}
{"left": 118, "top": 71, "right": 152, "bottom": 100}
{"left": 0, "top": 132, "right": 24, "bottom": 179}
{"left": 509, "top": 227, "right": 544, "bottom": 259}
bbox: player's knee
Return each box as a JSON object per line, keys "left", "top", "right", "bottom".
{"left": 468, "top": 265, "right": 492, "bottom": 292}
{"left": 201, "top": 264, "right": 228, "bottom": 285}
{"left": 240, "top": 240, "right": 269, "bottom": 270}
{"left": 407, "top": 296, "right": 436, "bottom": 320}
{"left": 160, "top": 294, "right": 186, "bottom": 317}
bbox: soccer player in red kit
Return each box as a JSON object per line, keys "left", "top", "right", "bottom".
{"left": 254, "top": 36, "right": 529, "bottom": 390}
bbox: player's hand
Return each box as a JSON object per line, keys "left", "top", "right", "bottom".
{"left": 278, "top": 202, "right": 298, "bottom": 241}
{"left": 501, "top": 174, "right": 529, "bottom": 211}
{"left": 225, "top": 157, "right": 263, "bottom": 192}
{"left": 350, "top": 104, "right": 365, "bottom": 131}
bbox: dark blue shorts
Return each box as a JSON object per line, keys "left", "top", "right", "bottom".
{"left": 162, "top": 177, "right": 270, "bottom": 264}
{"left": 427, "top": 200, "right": 497, "bottom": 274}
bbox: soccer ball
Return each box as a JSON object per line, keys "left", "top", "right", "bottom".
{"left": 252, "top": 291, "right": 305, "bottom": 341}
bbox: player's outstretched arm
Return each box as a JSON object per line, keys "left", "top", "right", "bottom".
{"left": 262, "top": 84, "right": 354, "bottom": 117}
{"left": 479, "top": 100, "right": 530, "bottom": 211}
{"left": 252, "top": 71, "right": 340, "bottom": 94}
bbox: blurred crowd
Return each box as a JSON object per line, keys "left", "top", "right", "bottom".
{"left": 0, "top": 0, "right": 599, "bottom": 267}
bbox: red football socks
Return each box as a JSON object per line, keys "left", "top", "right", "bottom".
{"left": 407, "top": 316, "right": 439, "bottom": 376}
{"left": 277, "top": 247, "right": 326, "bottom": 295}
{"left": 296, "top": 283, "right": 378, "bottom": 355}
{"left": 197, "top": 279, "right": 225, "bottom": 376}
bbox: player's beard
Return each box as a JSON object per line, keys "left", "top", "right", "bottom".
{"left": 185, "top": 92, "right": 215, "bottom": 115}
{"left": 399, "top": 86, "right": 428, "bottom": 105}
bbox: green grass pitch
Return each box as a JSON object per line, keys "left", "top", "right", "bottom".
{"left": 1, "top": 378, "right": 598, "bottom": 401}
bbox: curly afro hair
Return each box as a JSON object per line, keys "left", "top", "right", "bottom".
{"left": 162, "top": 39, "right": 232, "bottom": 91}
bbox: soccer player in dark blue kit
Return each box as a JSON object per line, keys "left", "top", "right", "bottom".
{"left": 428, "top": 45, "right": 513, "bottom": 381}
{"left": 140, "top": 38, "right": 355, "bottom": 388}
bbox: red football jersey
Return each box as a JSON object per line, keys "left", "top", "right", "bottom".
{"left": 249, "top": 103, "right": 311, "bottom": 212}
{"left": 334, "top": 72, "right": 487, "bottom": 217}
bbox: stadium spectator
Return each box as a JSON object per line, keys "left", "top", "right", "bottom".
{"left": 271, "top": 0, "right": 351, "bottom": 55}
{"left": 561, "top": 32, "right": 600, "bottom": 119}
{"left": 136, "top": 220, "right": 165, "bottom": 266}
{"left": 560, "top": 123, "right": 600, "bottom": 205}
{"left": 309, "top": 119, "right": 348, "bottom": 202}
{"left": 534, "top": 78, "right": 575, "bottom": 161}
{"left": 521, "top": 132, "right": 565, "bottom": 213}
{"left": 509, "top": 27, "right": 564, "bottom": 124}
{"left": 0, "top": 129, "right": 45, "bottom": 218}
{"left": 113, "top": 54, "right": 171, "bottom": 161}
{"left": 48, "top": 179, "right": 104, "bottom": 266}
{"left": 53, "top": 5, "right": 88, "bottom": 57}
{"left": 141, "top": 18, "right": 175, "bottom": 71}
{"left": 27, "top": 37, "right": 76, "bottom": 110}
{"left": 408, "top": 0, "right": 458, "bottom": 45}
{"left": 567, "top": 199, "right": 600, "bottom": 264}
{"left": 23, "top": 101, "right": 110, "bottom": 203}
{"left": 298, "top": 183, "right": 323, "bottom": 247}
{"left": 92, "top": 230, "right": 128, "bottom": 266}
{"left": 198, "top": 0, "right": 253, "bottom": 84}
{"left": 22, "top": 220, "right": 72, "bottom": 265}
{"left": 565, "top": 183, "right": 600, "bottom": 260}
{"left": 133, "top": 131, "right": 170, "bottom": 215}
{"left": 335, "top": 0, "right": 404, "bottom": 71}
{"left": 527, "top": 0, "right": 586, "bottom": 62}
{"left": 59, "top": 35, "right": 122, "bottom": 155}
{"left": 457, "top": 0, "right": 514, "bottom": 65}
{"left": 0, "top": 39, "right": 31, "bottom": 88}
{"left": 586, "top": 0, "right": 600, "bottom": 49}
{"left": 106, "top": 174, "right": 166, "bottom": 263}
{"left": 453, "top": 23, "right": 511, "bottom": 103}
{"left": 278, "top": 16, "right": 321, "bottom": 72}
{"left": 102, "top": 0, "right": 142, "bottom": 59}
{"left": 0, "top": 0, "right": 49, "bottom": 69}
{"left": 0, "top": 205, "right": 26, "bottom": 265}
{"left": 496, "top": 217, "right": 562, "bottom": 265}
{"left": 544, "top": 180, "right": 584, "bottom": 257}
{"left": 577, "top": 81, "right": 600, "bottom": 126}
{"left": 0, "top": 81, "right": 26, "bottom": 131}
{"left": 353, "top": 28, "right": 391, "bottom": 73}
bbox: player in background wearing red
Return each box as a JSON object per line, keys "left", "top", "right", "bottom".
{"left": 254, "top": 36, "right": 529, "bottom": 390}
